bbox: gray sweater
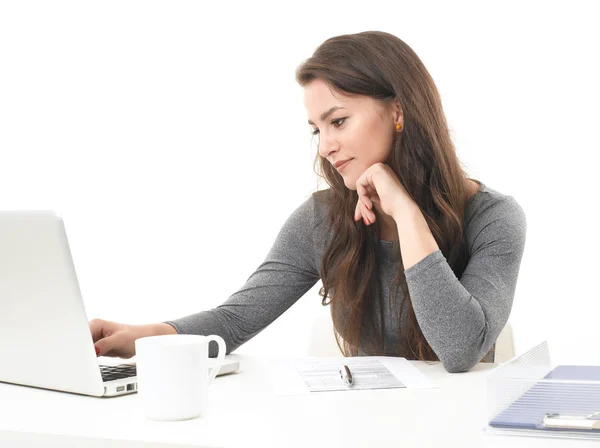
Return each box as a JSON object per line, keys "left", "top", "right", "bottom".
{"left": 166, "top": 181, "right": 527, "bottom": 373}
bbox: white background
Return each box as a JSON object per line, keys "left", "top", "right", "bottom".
{"left": 1, "top": 1, "right": 598, "bottom": 364}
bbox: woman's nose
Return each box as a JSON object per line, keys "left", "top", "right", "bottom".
{"left": 317, "top": 133, "right": 339, "bottom": 159}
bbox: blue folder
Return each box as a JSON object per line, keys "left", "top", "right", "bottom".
{"left": 489, "top": 365, "right": 600, "bottom": 432}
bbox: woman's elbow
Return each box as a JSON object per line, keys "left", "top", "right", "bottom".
{"left": 440, "top": 351, "right": 481, "bottom": 373}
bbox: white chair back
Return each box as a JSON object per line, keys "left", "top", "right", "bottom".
{"left": 306, "top": 315, "right": 516, "bottom": 363}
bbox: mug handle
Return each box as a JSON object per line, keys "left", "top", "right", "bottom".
{"left": 205, "top": 335, "right": 226, "bottom": 386}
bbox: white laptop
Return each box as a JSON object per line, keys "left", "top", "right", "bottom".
{"left": 0, "top": 211, "right": 239, "bottom": 397}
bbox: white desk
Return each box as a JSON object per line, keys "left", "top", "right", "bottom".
{"left": 0, "top": 355, "right": 499, "bottom": 447}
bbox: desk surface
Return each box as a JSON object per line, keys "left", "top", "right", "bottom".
{"left": 0, "top": 355, "right": 496, "bottom": 448}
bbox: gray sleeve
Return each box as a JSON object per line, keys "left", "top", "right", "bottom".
{"left": 404, "top": 196, "right": 527, "bottom": 373}
{"left": 165, "top": 196, "right": 321, "bottom": 357}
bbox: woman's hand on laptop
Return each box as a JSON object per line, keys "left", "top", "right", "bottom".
{"left": 89, "top": 319, "right": 177, "bottom": 358}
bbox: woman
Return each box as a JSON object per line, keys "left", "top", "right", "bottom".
{"left": 90, "top": 31, "right": 526, "bottom": 373}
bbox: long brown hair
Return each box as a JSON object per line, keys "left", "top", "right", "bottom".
{"left": 296, "top": 31, "right": 479, "bottom": 361}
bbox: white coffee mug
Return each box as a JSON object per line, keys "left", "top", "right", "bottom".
{"left": 135, "top": 334, "right": 226, "bottom": 421}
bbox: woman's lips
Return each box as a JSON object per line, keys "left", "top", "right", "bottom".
{"left": 335, "top": 159, "right": 352, "bottom": 171}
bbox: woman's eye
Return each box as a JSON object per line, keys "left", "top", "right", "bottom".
{"left": 332, "top": 117, "right": 346, "bottom": 128}
{"left": 311, "top": 118, "right": 346, "bottom": 136}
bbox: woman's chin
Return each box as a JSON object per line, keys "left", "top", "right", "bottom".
{"left": 343, "top": 177, "right": 357, "bottom": 190}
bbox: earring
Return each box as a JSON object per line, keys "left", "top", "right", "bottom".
{"left": 396, "top": 123, "right": 403, "bottom": 132}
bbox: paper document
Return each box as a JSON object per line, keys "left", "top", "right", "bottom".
{"left": 269, "top": 356, "right": 437, "bottom": 396}
{"left": 296, "top": 358, "right": 405, "bottom": 392}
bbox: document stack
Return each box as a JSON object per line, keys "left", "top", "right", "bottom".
{"left": 483, "top": 340, "right": 600, "bottom": 445}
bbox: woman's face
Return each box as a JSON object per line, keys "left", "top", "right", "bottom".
{"left": 303, "top": 78, "right": 403, "bottom": 190}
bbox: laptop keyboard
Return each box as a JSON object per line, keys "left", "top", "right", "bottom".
{"left": 100, "top": 364, "right": 137, "bottom": 382}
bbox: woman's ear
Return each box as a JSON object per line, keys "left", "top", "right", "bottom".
{"left": 393, "top": 98, "right": 404, "bottom": 127}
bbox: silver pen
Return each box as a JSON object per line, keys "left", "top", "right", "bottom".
{"left": 339, "top": 364, "right": 353, "bottom": 386}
